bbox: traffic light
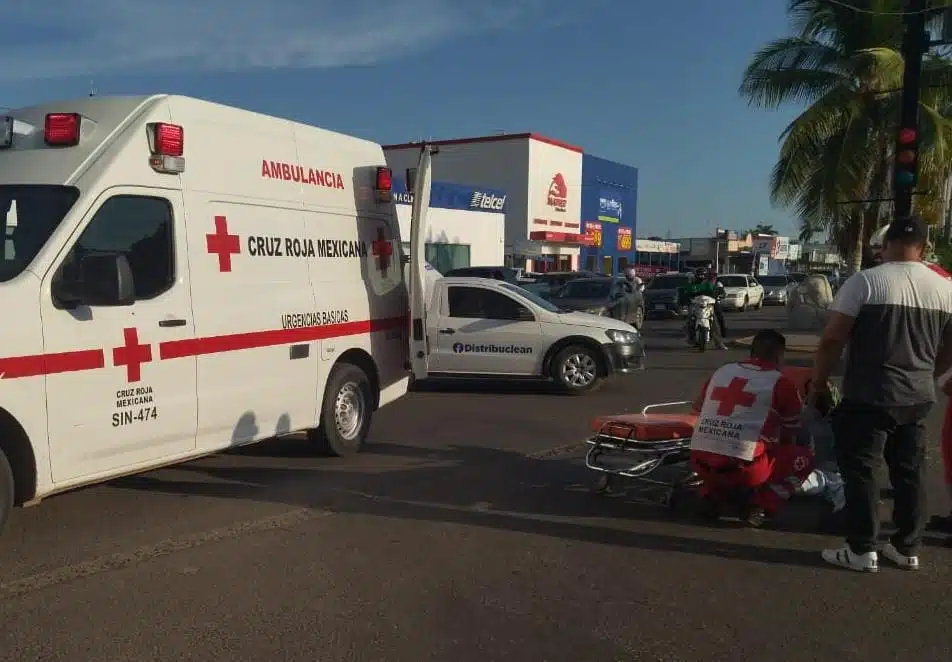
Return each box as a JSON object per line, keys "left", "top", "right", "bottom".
{"left": 895, "top": 126, "right": 918, "bottom": 189}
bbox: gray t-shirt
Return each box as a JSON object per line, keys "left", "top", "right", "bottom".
{"left": 832, "top": 261, "right": 952, "bottom": 406}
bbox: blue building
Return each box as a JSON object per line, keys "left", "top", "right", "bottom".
{"left": 579, "top": 155, "right": 638, "bottom": 275}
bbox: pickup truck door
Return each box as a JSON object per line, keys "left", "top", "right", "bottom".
{"left": 408, "top": 146, "right": 434, "bottom": 381}
{"left": 430, "top": 284, "right": 543, "bottom": 375}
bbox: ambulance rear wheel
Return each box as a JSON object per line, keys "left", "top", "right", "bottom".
{"left": 310, "top": 363, "right": 372, "bottom": 457}
{"left": 0, "top": 449, "right": 13, "bottom": 533}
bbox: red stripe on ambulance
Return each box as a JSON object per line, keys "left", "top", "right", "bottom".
{"left": 0, "top": 349, "right": 105, "bottom": 379}
{"left": 0, "top": 316, "right": 406, "bottom": 379}
{"left": 158, "top": 315, "right": 406, "bottom": 360}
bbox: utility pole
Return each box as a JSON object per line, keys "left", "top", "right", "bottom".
{"left": 894, "top": 0, "right": 928, "bottom": 219}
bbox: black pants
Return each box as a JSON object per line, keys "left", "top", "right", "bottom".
{"left": 714, "top": 305, "right": 727, "bottom": 337}
{"left": 831, "top": 400, "right": 932, "bottom": 555}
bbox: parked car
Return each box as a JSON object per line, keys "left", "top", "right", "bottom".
{"left": 444, "top": 266, "right": 520, "bottom": 285}
{"left": 717, "top": 274, "right": 765, "bottom": 311}
{"left": 644, "top": 272, "right": 695, "bottom": 317}
{"left": 548, "top": 276, "right": 646, "bottom": 329}
{"left": 520, "top": 270, "right": 598, "bottom": 299}
{"left": 757, "top": 274, "right": 795, "bottom": 306}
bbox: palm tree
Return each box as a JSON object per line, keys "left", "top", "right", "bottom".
{"left": 740, "top": 0, "right": 952, "bottom": 271}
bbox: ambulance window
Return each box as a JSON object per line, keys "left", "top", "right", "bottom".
{"left": 63, "top": 195, "right": 174, "bottom": 301}
{"left": 448, "top": 287, "right": 533, "bottom": 321}
{"left": 0, "top": 185, "right": 79, "bottom": 283}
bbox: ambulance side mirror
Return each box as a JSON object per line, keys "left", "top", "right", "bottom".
{"left": 54, "top": 252, "right": 136, "bottom": 308}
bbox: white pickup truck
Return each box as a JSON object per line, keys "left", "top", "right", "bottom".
{"left": 413, "top": 276, "right": 646, "bottom": 393}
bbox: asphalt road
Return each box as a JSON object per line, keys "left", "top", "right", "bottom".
{"left": 0, "top": 306, "right": 949, "bottom": 661}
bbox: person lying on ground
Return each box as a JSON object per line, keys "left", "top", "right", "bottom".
{"left": 689, "top": 329, "right": 815, "bottom": 527}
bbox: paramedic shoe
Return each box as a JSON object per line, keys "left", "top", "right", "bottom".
{"left": 741, "top": 506, "right": 771, "bottom": 528}
{"left": 821, "top": 546, "right": 878, "bottom": 573}
{"left": 880, "top": 543, "right": 920, "bottom": 571}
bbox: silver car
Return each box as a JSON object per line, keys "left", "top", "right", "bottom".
{"left": 757, "top": 274, "right": 795, "bottom": 306}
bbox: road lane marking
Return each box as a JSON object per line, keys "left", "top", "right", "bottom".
{"left": 0, "top": 507, "right": 332, "bottom": 599}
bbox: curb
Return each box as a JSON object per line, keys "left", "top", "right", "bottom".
{"left": 732, "top": 336, "right": 819, "bottom": 353}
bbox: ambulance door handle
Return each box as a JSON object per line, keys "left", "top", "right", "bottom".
{"left": 438, "top": 328, "right": 455, "bottom": 335}
{"left": 158, "top": 319, "right": 187, "bottom": 328}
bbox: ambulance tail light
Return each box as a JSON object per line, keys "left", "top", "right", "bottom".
{"left": 44, "top": 113, "right": 81, "bottom": 146}
{"left": 146, "top": 122, "right": 185, "bottom": 174}
{"left": 375, "top": 167, "right": 392, "bottom": 203}
{"left": 0, "top": 116, "right": 13, "bottom": 149}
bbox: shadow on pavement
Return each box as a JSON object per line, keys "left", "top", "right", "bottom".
{"left": 109, "top": 440, "right": 950, "bottom": 568}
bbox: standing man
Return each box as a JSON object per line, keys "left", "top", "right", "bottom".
{"left": 809, "top": 216, "right": 952, "bottom": 573}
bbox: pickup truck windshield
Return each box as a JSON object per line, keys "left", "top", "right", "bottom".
{"left": 0, "top": 185, "right": 80, "bottom": 282}
{"left": 647, "top": 276, "right": 689, "bottom": 289}
{"left": 502, "top": 282, "right": 562, "bottom": 313}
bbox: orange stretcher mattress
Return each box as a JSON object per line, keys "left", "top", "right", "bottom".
{"left": 590, "top": 366, "right": 818, "bottom": 442}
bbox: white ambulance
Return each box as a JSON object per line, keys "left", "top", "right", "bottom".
{"left": 0, "top": 94, "right": 435, "bottom": 529}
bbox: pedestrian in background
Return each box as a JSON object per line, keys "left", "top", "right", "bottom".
{"left": 808, "top": 216, "right": 952, "bottom": 573}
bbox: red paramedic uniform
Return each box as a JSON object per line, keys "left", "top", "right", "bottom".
{"left": 690, "top": 358, "right": 814, "bottom": 514}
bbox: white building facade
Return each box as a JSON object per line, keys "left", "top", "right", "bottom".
{"left": 384, "top": 134, "right": 588, "bottom": 272}
{"left": 391, "top": 177, "right": 505, "bottom": 273}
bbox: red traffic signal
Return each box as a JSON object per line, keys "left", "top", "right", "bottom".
{"left": 898, "top": 127, "right": 917, "bottom": 144}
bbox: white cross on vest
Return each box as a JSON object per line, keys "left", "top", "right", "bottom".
{"left": 691, "top": 362, "right": 782, "bottom": 461}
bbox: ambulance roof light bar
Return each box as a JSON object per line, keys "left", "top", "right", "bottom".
{"left": 146, "top": 122, "right": 185, "bottom": 174}
{"left": 374, "top": 166, "right": 392, "bottom": 203}
{"left": 44, "top": 113, "right": 81, "bottom": 146}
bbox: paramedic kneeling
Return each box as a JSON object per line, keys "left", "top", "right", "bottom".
{"left": 689, "top": 329, "right": 815, "bottom": 527}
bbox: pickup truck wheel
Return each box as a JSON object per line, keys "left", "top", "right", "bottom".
{"left": 631, "top": 306, "right": 645, "bottom": 330}
{"left": 309, "top": 363, "right": 372, "bottom": 457}
{"left": 0, "top": 449, "right": 13, "bottom": 533}
{"left": 552, "top": 345, "right": 601, "bottom": 394}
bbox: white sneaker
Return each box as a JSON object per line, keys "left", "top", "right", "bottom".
{"left": 880, "top": 543, "right": 920, "bottom": 571}
{"left": 821, "top": 546, "right": 878, "bottom": 573}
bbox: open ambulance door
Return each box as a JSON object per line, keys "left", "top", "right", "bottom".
{"left": 407, "top": 144, "right": 436, "bottom": 380}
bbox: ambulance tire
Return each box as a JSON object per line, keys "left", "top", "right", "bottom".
{"left": 0, "top": 449, "right": 13, "bottom": 533}
{"left": 310, "top": 363, "right": 373, "bottom": 457}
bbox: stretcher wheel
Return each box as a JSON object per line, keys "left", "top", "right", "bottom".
{"left": 593, "top": 474, "right": 613, "bottom": 495}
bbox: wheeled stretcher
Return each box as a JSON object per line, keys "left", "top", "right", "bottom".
{"left": 585, "top": 366, "right": 819, "bottom": 505}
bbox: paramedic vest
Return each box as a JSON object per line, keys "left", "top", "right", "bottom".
{"left": 691, "top": 362, "right": 782, "bottom": 461}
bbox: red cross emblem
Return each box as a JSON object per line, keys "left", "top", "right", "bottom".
{"left": 206, "top": 215, "right": 241, "bottom": 272}
{"left": 710, "top": 377, "right": 756, "bottom": 416}
{"left": 372, "top": 228, "right": 392, "bottom": 276}
{"left": 112, "top": 327, "right": 152, "bottom": 382}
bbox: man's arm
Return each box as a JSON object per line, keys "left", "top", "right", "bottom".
{"left": 811, "top": 273, "right": 869, "bottom": 393}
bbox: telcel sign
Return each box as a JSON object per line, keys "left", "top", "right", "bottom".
{"left": 470, "top": 191, "right": 506, "bottom": 211}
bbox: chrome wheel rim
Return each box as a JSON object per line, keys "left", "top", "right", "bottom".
{"left": 334, "top": 382, "right": 365, "bottom": 440}
{"left": 561, "top": 353, "right": 597, "bottom": 387}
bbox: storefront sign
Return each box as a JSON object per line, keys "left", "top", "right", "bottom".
{"left": 636, "top": 239, "right": 679, "bottom": 254}
{"left": 585, "top": 221, "right": 603, "bottom": 248}
{"left": 546, "top": 173, "right": 568, "bottom": 211}
{"left": 617, "top": 227, "right": 632, "bottom": 251}
{"left": 598, "top": 190, "right": 623, "bottom": 223}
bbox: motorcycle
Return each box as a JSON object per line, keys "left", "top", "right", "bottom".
{"left": 686, "top": 294, "right": 717, "bottom": 352}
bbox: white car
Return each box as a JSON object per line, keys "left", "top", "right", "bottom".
{"left": 717, "top": 274, "right": 764, "bottom": 311}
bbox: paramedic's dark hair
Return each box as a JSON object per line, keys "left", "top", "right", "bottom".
{"left": 749, "top": 329, "right": 786, "bottom": 362}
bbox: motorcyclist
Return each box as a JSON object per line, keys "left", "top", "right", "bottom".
{"left": 623, "top": 266, "right": 644, "bottom": 292}
{"left": 679, "top": 269, "right": 728, "bottom": 349}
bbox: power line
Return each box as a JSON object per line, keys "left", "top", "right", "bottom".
{"left": 822, "top": 0, "right": 946, "bottom": 15}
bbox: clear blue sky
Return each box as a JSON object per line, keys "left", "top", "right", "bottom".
{"left": 0, "top": 0, "right": 803, "bottom": 238}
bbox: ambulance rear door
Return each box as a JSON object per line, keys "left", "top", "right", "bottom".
{"left": 407, "top": 145, "right": 434, "bottom": 380}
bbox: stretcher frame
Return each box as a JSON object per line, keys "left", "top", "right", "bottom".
{"left": 585, "top": 401, "right": 700, "bottom": 505}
